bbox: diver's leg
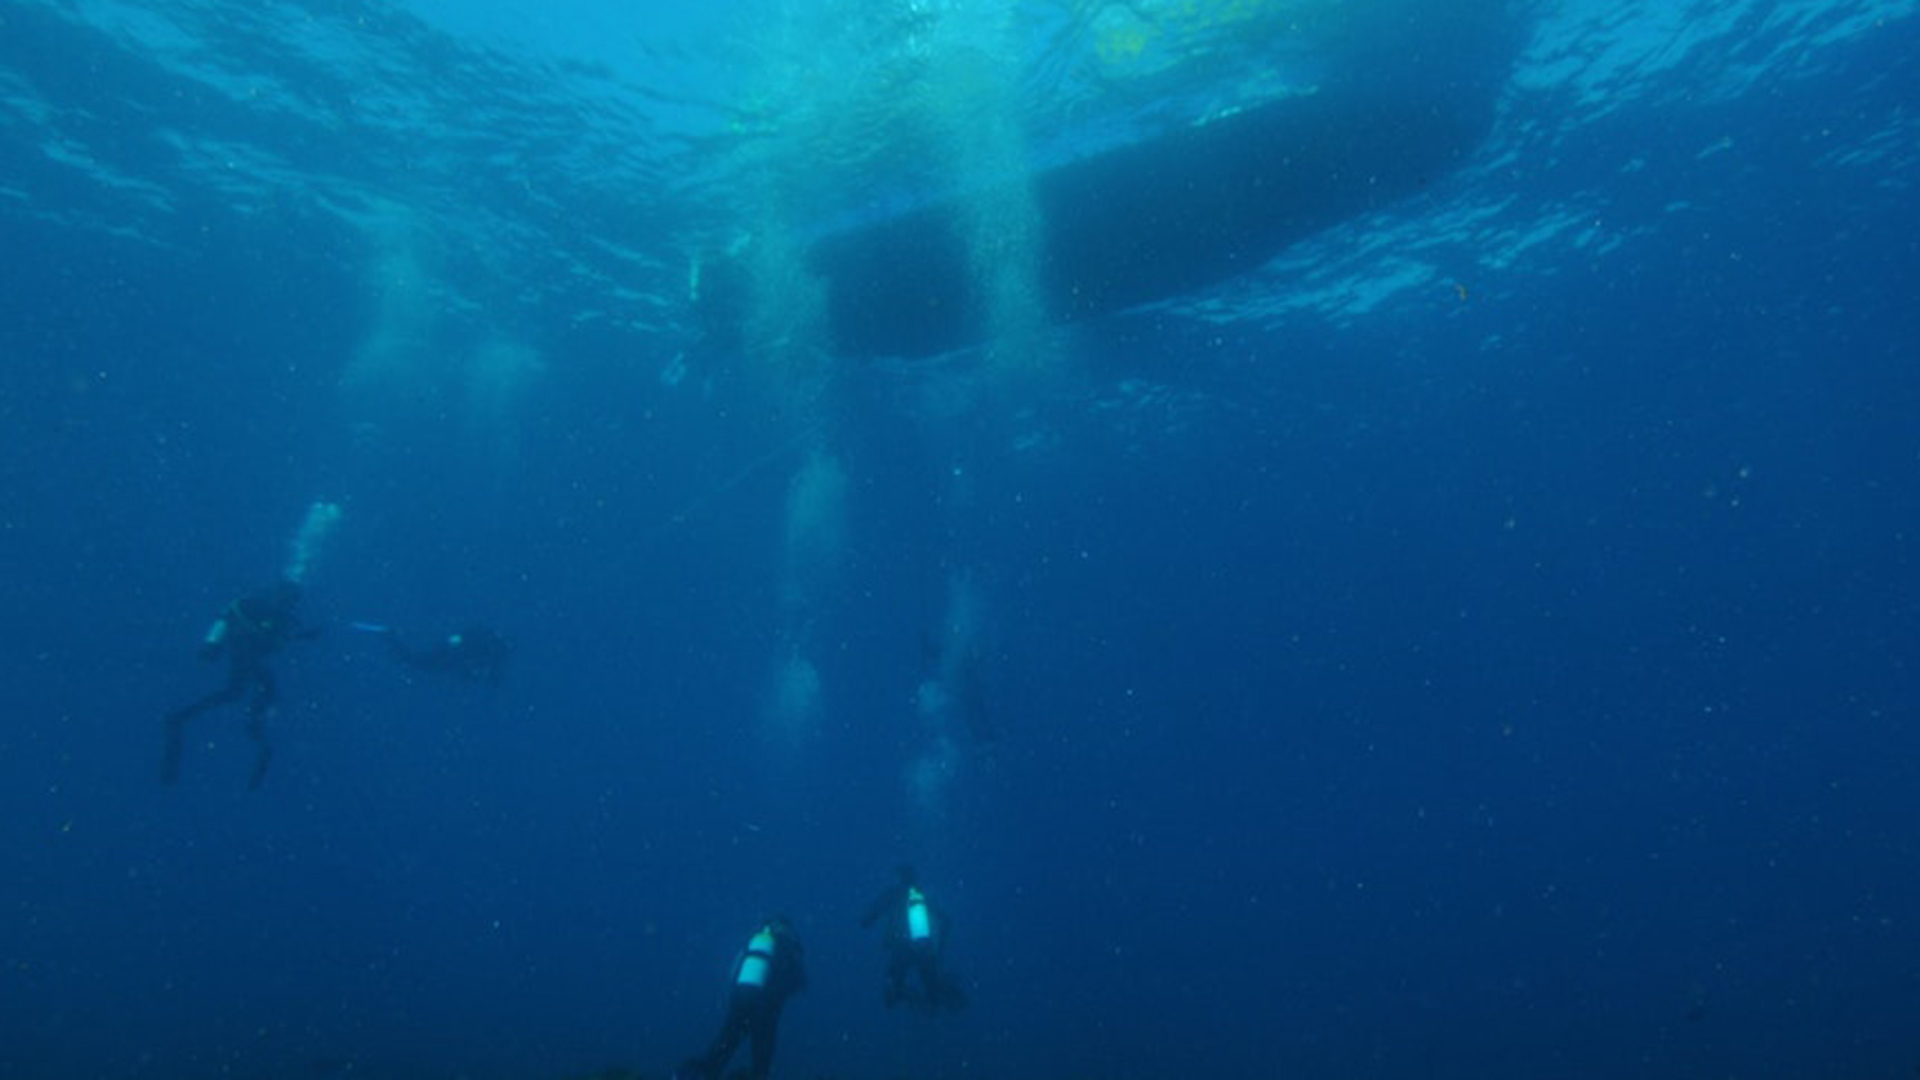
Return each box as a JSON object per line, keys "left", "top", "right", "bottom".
{"left": 746, "top": 1004, "right": 778, "bottom": 1080}
{"left": 244, "top": 666, "right": 276, "bottom": 791}
{"left": 168, "top": 671, "right": 247, "bottom": 726}
{"left": 698, "top": 999, "right": 749, "bottom": 1077}
{"left": 251, "top": 663, "right": 278, "bottom": 715}
{"left": 883, "top": 950, "right": 910, "bottom": 1007}
{"left": 161, "top": 671, "right": 246, "bottom": 784}
{"left": 931, "top": 961, "right": 968, "bottom": 1012}
{"left": 913, "top": 950, "right": 940, "bottom": 1004}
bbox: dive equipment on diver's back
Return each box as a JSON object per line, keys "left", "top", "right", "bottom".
{"left": 906, "top": 887, "right": 932, "bottom": 941}
{"left": 736, "top": 927, "right": 776, "bottom": 987}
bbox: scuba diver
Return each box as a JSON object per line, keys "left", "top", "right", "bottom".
{"left": 919, "top": 629, "right": 998, "bottom": 750}
{"left": 162, "top": 579, "right": 318, "bottom": 790}
{"left": 860, "top": 865, "right": 969, "bottom": 1014}
{"left": 678, "top": 917, "right": 807, "bottom": 1080}
{"left": 948, "top": 643, "right": 997, "bottom": 749}
{"left": 370, "top": 623, "right": 511, "bottom": 686}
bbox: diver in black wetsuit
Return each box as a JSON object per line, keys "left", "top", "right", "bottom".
{"left": 678, "top": 917, "right": 807, "bottom": 1080}
{"left": 162, "top": 579, "right": 317, "bottom": 790}
{"left": 381, "top": 624, "right": 511, "bottom": 686}
{"left": 861, "top": 865, "right": 969, "bottom": 1014}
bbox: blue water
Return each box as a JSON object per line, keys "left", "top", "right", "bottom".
{"left": 3, "top": 1, "right": 1917, "bottom": 1078}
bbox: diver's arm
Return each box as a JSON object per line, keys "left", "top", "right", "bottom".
{"left": 860, "top": 885, "right": 901, "bottom": 928}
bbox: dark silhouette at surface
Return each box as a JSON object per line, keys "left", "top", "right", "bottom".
{"left": 924, "top": 633, "right": 996, "bottom": 750}
{"left": 679, "top": 918, "right": 807, "bottom": 1080}
{"left": 951, "top": 644, "right": 996, "bottom": 748}
{"left": 383, "top": 624, "right": 511, "bottom": 686}
{"left": 162, "top": 579, "right": 317, "bottom": 790}
{"left": 693, "top": 3, "right": 1523, "bottom": 361}
{"left": 861, "top": 865, "right": 968, "bottom": 1014}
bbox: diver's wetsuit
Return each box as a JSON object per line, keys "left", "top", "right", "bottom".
{"left": 685, "top": 922, "right": 807, "bottom": 1080}
{"left": 163, "top": 583, "right": 311, "bottom": 790}
{"left": 862, "top": 872, "right": 968, "bottom": 1013}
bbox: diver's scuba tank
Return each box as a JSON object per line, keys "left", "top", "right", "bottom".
{"left": 736, "top": 926, "right": 777, "bottom": 988}
{"left": 906, "top": 887, "right": 932, "bottom": 942}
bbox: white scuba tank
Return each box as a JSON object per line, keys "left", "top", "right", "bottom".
{"left": 736, "top": 927, "right": 776, "bottom": 987}
{"left": 906, "top": 887, "right": 932, "bottom": 942}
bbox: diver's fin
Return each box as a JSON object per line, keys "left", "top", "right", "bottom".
{"left": 160, "top": 715, "right": 184, "bottom": 785}
{"left": 248, "top": 744, "right": 273, "bottom": 791}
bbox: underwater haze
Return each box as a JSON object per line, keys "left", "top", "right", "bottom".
{"left": 2, "top": 0, "right": 1917, "bottom": 1078}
